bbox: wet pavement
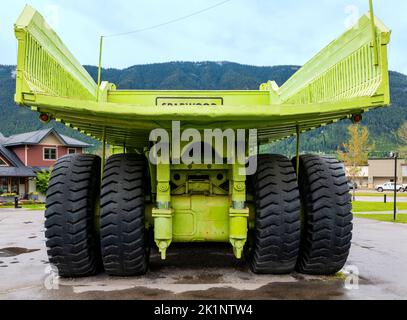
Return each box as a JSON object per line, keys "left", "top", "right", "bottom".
{"left": 0, "top": 209, "right": 406, "bottom": 300}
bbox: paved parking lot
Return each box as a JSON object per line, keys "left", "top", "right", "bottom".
{"left": 0, "top": 209, "right": 406, "bottom": 300}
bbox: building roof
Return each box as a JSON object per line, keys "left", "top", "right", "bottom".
{"left": 1, "top": 128, "right": 91, "bottom": 148}
{"left": 0, "top": 144, "right": 36, "bottom": 178}
{"left": 0, "top": 167, "right": 36, "bottom": 178}
{"left": 0, "top": 128, "right": 87, "bottom": 178}
{"left": 0, "top": 144, "right": 25, "bottom": 168}
{"left": 59, "top": 134, "right": 91, "bottom": 148}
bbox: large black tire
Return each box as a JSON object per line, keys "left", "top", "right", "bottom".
{"left": 296, "top": 155, "right": 353, "bottom": 275}
{"left": 247, "top": 155, "right": 301, "bottom": 274}
{"left": 100, "top": 154, "right": 149, "bottom": 276}
{"left": 45, "top": 154, "right": 102, "bottom": 278}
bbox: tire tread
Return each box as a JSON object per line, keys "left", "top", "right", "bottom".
{"left": 100, "top": 154, "right": 149, "bottom": 276}
{"left": 296, "top": 155, "right": 353, "bottom": 275}
{"left": 248, "top": 154, "right": 301, "bottom": 274}
{"left": 45, "top": 154, "right": 102, "bottom": 278}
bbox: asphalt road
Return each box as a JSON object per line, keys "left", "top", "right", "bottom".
{"left": 0, "top": 209, "right": 406, "bottom": 300}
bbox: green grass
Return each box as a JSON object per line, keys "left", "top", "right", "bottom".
{"left": 353, "top": 192, "right": 407, "bottom": 197}
{"left": 354, "top": 214, "right": 407, "bottom": 224}
{"left": 1, "top": 201, "right": 407, "bottom": 215}
{"left": 352, "top": 201, "right": 407, "bottom": 213}
{"left": 0, "top": 204, "right": 45, "bottom": 211}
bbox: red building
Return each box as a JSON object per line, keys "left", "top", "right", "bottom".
{"left": 0, "top": 128, "right": 91, "bottom": 197}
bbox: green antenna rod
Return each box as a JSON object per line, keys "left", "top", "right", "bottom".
{"left": 96, "top": 35, "right": 104, "bottom": 101}
{"left": 369, "top": 0, "right": 379, "bottom": 66}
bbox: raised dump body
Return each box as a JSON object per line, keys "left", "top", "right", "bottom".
{"left": 13, "top": 4, "right": 391, "bottom": 278}
{"left": 14, "top": 5, "right": 390, "bottom": 147}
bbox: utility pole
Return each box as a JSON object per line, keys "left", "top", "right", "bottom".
{"left": 391, "top": 152, "right": 399, "bottom": 221}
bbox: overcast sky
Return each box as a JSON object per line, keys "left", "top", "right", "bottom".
{"left": 0, "top": 0, "right": 406, "bottom": 73}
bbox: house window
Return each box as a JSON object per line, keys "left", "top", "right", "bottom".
{"left": 11, "top": 177, "right": 19, "bottom": 194}
{"left": 0, "top": 177, "right": 8, "bottom": 194}
{"left": 44, "top": 148, "right": 57, "bottom": 160}
{"left": 68, "top": 148, "right": 76, "bottom": 155}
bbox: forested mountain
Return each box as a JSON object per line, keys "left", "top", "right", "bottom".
{"left": 1, "top": 62, "right": 406, "bottom": 155}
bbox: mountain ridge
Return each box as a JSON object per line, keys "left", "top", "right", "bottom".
{"left": 1, "top": 62, "right": 406, "bottom": 156}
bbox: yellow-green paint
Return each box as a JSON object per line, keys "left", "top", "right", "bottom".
{"left": 151, "top": 194, "right": 252, "bottom": 243}
{"left": 101, "top": 127, "right": 106, "bottom": 176}
{"left": 230, "top": 162, "right": 247, "bottom": 204}
{"left": 14, "top": 6, "right": 98, "bottom": 103}
{"left": 152, "top": 208, "right": 173, "bottom": 260}
{"left": 369, "top": 0, "right": 379, "bottom": 66}
{"left": 296, "top": 125, "right": 300, "bottom": 176}
{"left": 156, "top": 162, "right": 171, "bottom": 204}
{"left": 151, "top": 161, "right": 249, "bottom": 259}
{"left": 153, "top": 162, "right": 172, "bottom": 259}
{"left": 228, "top": 162, "right": 249, "bottom": 259}
{"left": 14, "top": 5, "right": 391, "bottom": 148}
{"left": 229, "top": 208, "right": 249, "bottom": 259}
{"left": 97, "top": 36, "right": 104, "bottom": 101}
{"left": 171, "top": 195, "right": 230, "bottom": 242}
{"left": 12, "top": 3, "right": 392, "bottom": 260}
{"left": 170, "top": 165, "right": 229, "bottom": 196}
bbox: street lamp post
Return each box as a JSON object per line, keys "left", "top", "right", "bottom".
{"left": 391, "top": 152, "right": 399, "bottom": 221}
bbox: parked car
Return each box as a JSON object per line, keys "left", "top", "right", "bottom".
{"left": 376, "top": 182, "right": 404, "bottom": 193}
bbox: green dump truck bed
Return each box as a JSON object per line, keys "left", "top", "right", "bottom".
{"left": 14, "top": 5, "right": 391, "bottom": 148}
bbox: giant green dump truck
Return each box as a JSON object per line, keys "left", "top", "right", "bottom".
{"left": 14, "top": 4, "right": 390, "bottom": 277}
